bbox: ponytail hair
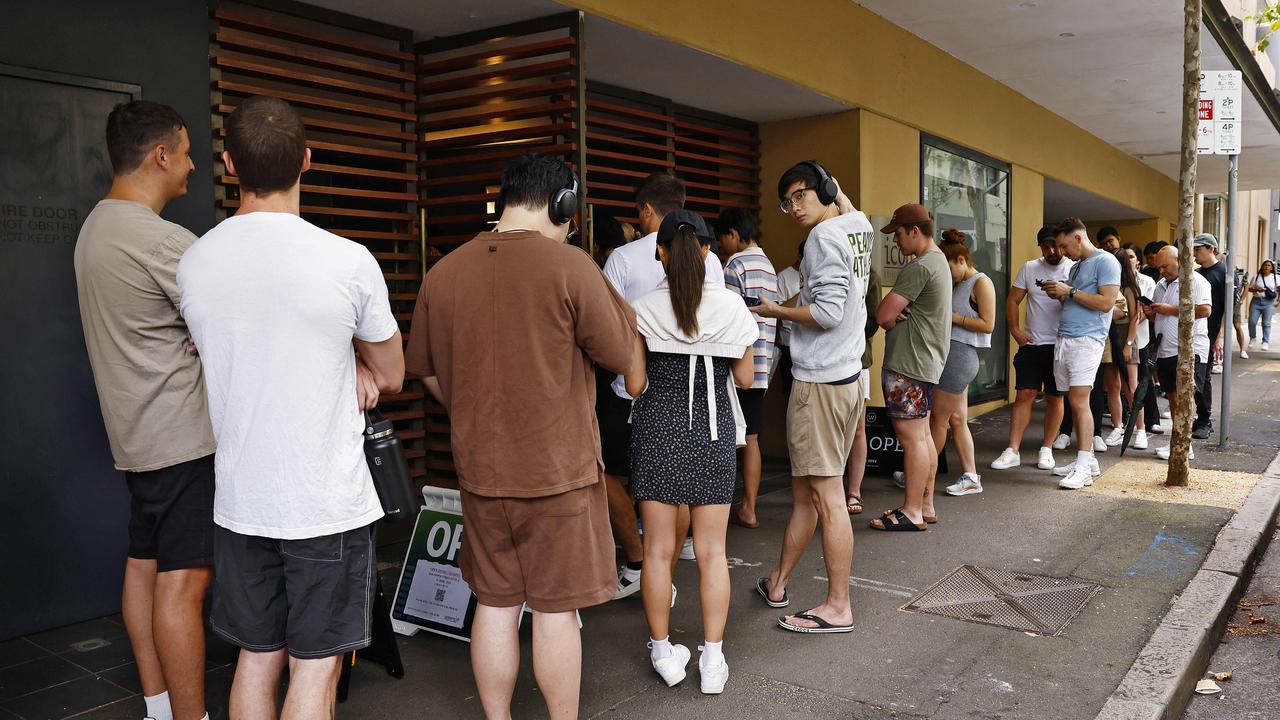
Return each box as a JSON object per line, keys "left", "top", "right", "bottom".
{"left": 660, "top": 225, "right": 708, "bottom": 336}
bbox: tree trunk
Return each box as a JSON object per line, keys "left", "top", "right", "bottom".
{"left": 1166, "top": 0, "right": 1201, "bottom": 487}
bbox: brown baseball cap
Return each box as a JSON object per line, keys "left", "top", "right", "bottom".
{"left": 880, "top": 203, "right": 932, "bottom": 234}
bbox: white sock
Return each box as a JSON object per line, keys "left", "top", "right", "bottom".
{"left": 1077, "top": 450, "right": 1092, "bottom": 466}
{"left": 650, "top": 636, "right": 672, "bottom": 660}
{"left": 701, "top": 640, "right": 723, "bottom": 665}
{"left": 143, "top": 692, "right": 172, "bottom": 720}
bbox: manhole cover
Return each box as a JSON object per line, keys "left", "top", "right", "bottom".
{"left": 900, "top": 565, "right": 1100, "bottom": 637}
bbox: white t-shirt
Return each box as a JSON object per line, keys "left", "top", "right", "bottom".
{"left": 178, "top": 212, "right": 399, "bottom": 539}
{"left": 775, "top": 265, "right": 802, "bottom": 347}
{"left": 601, "top": 230, "right": 725, "bottom": 398}
{"left": 1012, "top": 257, "right": 1075, "bottom": 345}
{"left": 1153, "top": 272, "right": 1212, "bottom": 361}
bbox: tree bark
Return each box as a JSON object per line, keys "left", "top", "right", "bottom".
{"left": 1166, "top": 0, "right": 1201, "bottom": 487}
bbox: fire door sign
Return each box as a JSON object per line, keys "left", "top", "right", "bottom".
{"left": 1198, "top": 70, "right": 1242, "bottom": 155}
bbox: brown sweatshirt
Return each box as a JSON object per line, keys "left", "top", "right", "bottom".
{"left": 405, "top": 231, "right": 636, "bottom": 498}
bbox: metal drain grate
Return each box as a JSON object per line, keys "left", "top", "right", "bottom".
{"left": 900, "top": 565, "right": 1101, "bottom": 636}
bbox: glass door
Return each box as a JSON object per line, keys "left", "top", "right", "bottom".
{"left": 921, "top": 137, "right": 1010, "bottom": 403}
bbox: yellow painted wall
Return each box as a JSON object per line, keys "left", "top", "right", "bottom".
{"left": 1084, "top": 218, "right": 1166, "bottom": 249}
{"left": 564, "top": 0, "right": 1179, "bottom": 224}
{"left": 1007, "top": 166, "right": 1045, "bottom": 404}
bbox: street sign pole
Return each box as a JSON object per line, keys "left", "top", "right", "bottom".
{"left": 1220, "top": 153, "right": 1238, "bottom": 447}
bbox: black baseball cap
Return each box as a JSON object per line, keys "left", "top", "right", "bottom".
{"left": 1037, "top": 225, "right": 1057, "bottom": 246}
{"left": 657, "top": 209, "right": 712, "bottom": 245}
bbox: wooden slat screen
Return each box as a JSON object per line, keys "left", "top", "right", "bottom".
{"left": 209, "top": 1, "right": 428, "bottom": 484}
{"left": 584, "top": 82, "right": 761, "bottom": 231}
{"left": 415, "top": 13, "right": 585, "bottom": 488}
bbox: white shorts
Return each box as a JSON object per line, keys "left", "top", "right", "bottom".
{"left": 1053, "top": 335, "right": 1105, "bottom": 390}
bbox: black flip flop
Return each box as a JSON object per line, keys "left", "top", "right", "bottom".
{"left": 868, "top": 508, "right": 927, "bottom": 532}
{"left": 756, "top": 577, "right": 789, "bottom": 608}
{"left": 778, "top": 612, "right": 854, "bottom": 634}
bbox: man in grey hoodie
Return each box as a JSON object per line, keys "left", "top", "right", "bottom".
{"left": 752, "top": 161, "right": 873, "bottom": 634}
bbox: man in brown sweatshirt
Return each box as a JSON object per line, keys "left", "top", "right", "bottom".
{"left": 405, "top": 155, "right": 636, "bottom": 720}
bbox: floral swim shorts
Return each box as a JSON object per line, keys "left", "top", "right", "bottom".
{"left": 881, "top": 369, "right": 936, "bottom": 420}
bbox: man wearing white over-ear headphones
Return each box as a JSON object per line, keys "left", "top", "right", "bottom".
{"left": 405, "top": 154, "right": 636, "bottom": 720}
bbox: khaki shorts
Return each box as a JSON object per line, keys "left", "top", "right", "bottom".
{"left": 787, "top": 378, "right": 866, "bottom": 478}
{"left": 458, "top": 480, "right": 615, "bottom": 613}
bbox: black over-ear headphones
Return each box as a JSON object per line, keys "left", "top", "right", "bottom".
{"left": 802, "top": 160, "right": 839, "bottom": 206}
{"left": 550, "top": 175, "right": 579, "bottom": 225}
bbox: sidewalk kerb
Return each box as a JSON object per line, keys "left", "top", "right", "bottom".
{"left": 1095, "top": 449, "right": 1280, "bottom": 720}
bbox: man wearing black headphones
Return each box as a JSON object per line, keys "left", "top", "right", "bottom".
{"left": 752, "top": 161, "right": 874, "bottom": 634}
{"left": 405, "top": 154, "right": 636, "bottom": 720}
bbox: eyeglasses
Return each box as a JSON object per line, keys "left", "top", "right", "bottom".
{"left": 778, "top": 187, "right": 815, "bottom": 214}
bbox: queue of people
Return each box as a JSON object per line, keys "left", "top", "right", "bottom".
{"left": 74, "top": 94, "right": 1273, "bottom": 720}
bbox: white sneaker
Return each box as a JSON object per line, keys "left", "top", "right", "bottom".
{"left": 1038, "top": 447, "right": 1055, "bottom": 470}
{"left": 1156, "top": 444, "right": 1195, "bottom": 460}
{"left": 945, "top": 473, "right": 983, "bottom": 496}
{"left": 613, "top": 566, "right": 642, "bottom": 600}
{"left": 1263, "top": 342, "right": 1271, "bottom": 352}
{"left": 1212, "top": 363, "right": 1224, "bottom": 374}
{"left": 1161, "top": 409, "right": 1171, "bottom": 420}
{"left": 679, "top": 538, "right": 695, "bottom": 561}
{"left": 1104, "top": 428, "right": 1125, "bottom": 447}
{"left": 1250, "top": 338, "right": 1258, "bottom": 350}
{"left": 1053, "top": 456, "right": 1101, "bottom": 477}
{"left": 990, "top": 448, "right": 1021, "bottom": 470}
{"left": 1134, "top": 429, "right": 1149, "bottom": 450}
{"left": 1241, "top": 350, "right": 1249, "bottom": 359}
{"left": 1093, "top": 435, "right": 1108, "bottom": 453}
{"left": 1150, "top": 423, "right": 1164, "bottom": 434}
{"left": 892, "top": 470, "right": 906, "bottom": 488}
{"left": 1058, "top": 465, "right": 1094, "bottom": 490}
{"left": 649, "top": 642, "right": 691, "bottom": 687}
{"left": 698, "top": 649, "right": 729, "bottom": 694}
{"left": 1052, "top": 433, "right": 1071, "bottom": 450}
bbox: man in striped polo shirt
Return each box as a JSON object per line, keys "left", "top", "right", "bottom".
{"left": 716, "top": 208, "right": 779, "bottom": 529}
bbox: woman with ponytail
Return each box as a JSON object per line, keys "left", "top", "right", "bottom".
{"left": 624, "top": 210, "right": 757, "bottom": 695}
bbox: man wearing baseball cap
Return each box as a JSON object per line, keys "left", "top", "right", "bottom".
{"left": 1193, "top": 233, "right": 1224, "bottom": 437}
{"left": 871, "top": 204, "right": 952, "bottom": 530}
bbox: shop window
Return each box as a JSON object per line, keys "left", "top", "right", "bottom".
{"left": 921, "top": 137, "right": 1010, "bottom": 403}
{"left": 1202, "top": 195, "right": 1224, "bottom": 238}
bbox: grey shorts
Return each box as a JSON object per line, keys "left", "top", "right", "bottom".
{"left": 937, "top": 340, "right": 979, "bottom": 395}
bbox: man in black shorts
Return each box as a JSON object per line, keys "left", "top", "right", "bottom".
{"left": 991, "top": 226, "right": 1074, "bottom": 472}
{"left": 74, "top": 101, "right": 214, "bottom": 720}
{"left": 178, "top": 97, "right": 405, "bottom": 719}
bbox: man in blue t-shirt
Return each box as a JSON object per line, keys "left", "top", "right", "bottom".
{"left": 1040, "top": 218, "right": 1120, "bottom": 491}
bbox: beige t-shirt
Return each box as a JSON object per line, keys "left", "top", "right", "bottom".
{"left": 73, "top": 200, "right": 215, "bottom": 471}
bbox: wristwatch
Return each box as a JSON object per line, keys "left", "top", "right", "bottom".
{"left": 1069, "top": 287, "right": 1077, "bottom": 298}
{"left": 1126, "top": 340, "right": 1135, "bottom": 347}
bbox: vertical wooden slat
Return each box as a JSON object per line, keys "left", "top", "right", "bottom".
{"left": 210, "top": 0, "right": 426, "bottom": 485}
{"left": 415, "top": 12, "right": 583, "bottom": 489}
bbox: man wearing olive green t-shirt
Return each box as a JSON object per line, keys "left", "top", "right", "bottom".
{"left": 872, "top": 204, "right": 952, "bottom": 532}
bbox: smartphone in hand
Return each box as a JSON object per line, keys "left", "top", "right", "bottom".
{"left": 744, "top": 296, "right": 763, "bottom": 307}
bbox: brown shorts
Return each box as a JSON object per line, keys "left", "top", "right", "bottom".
{"left": 458, "top": 480, "right": 615, "bottom": 613}
{"left": 787, "top": 379, "right": 865, "bottom": 478}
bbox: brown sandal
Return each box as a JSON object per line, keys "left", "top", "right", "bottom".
{"left": 846, "top": 495, "right": 863, "bottom": 514}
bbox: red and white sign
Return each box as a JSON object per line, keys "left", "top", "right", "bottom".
{"left": 1198, "top": 71, "right": 1242, "bottom": 155}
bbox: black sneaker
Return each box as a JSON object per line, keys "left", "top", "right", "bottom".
{"left": 1191, "top": 423, "right": 1212, "bottom": 440}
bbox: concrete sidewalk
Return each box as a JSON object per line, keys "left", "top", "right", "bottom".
{"left": 28, "top": 354, "right": 1278, "bottom": 720}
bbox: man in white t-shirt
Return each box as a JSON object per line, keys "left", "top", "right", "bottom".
{"left": 991, "top": 226, "right": 1074, "bottom": 472}
{"left": 178, "top": 96, "right": 404, "bottom": 718}
{"left": 599, "top": 173, "right": 723, "bottom": 601}
{"left": 1144, "top": 245, "right": 1212, "bottom": 461}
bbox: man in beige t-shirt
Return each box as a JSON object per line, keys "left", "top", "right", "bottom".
{"left": 73, "top": 101, "right": 213, "bottom": 720}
